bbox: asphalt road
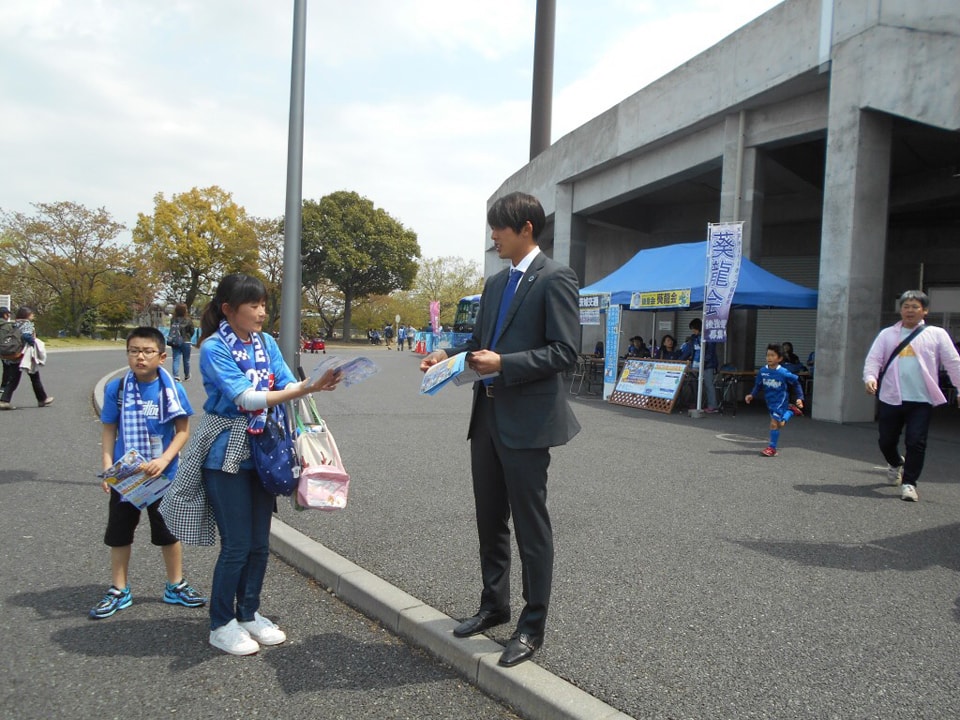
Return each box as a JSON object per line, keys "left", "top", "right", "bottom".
{"left": 0, "top": 348, "right": 520, "bottom": 720}
{"left": 286, "top": 344, "right": 960, "bottom": 720}
{"left": 9, "top": 343, "right": 960, "bottom": 719}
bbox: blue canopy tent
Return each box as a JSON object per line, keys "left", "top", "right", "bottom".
{"left": 579, "top": 241, "right": 818, "bottom": 309}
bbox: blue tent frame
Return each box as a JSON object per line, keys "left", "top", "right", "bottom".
{"left": 579, "top": 241, "right": 818, "bottom": 309}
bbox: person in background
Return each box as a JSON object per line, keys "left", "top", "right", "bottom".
{"left": 744, "top": 343, "right": 805, "bottom": 457}
{"left": 593, "top": 340, "right": 604, "bottom": 358}
{"left": 407, "top": 326, "right": 416, "bottom": 350}
{"left": 679, "top": 318, "right": 719, "bottom": 412}
{"left": 0, "top": 305, "right": 54, "bottom": 410}
{"left": 169, "top": 303, "right": 195, "bottom": 382}
{"left": 625, "top": 336, "right": 651, "bottom": 358}
{"left": 863, "top": 289, "right": 960, "bottom": 502}
{"left": 656, "top": 334, "right": 681, "bottom": 360}
{"left": 781, "top": 341, "right": 800, "bottom": 365}
{"left": 397, "top": 324, "right": 406, "bottom": 352}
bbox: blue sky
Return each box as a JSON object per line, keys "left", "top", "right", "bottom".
{"left": 0, "top": 1, "right": 782, "bottom": 266}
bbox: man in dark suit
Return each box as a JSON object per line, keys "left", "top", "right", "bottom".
{"left": 420, "top": 192, "right": 581, "bottom": 667}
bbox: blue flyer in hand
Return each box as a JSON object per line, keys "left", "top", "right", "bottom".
{"left": 420, "top": 352, "right": 498, "bottom": 395}
{"left": 309, "top": 356, "right": 379, "bottom": 388}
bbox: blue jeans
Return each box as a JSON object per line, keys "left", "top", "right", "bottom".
{"left": 171, "top": 342, "right": 191, "bottom": 379}
{"left": 203, "top": 467, "right": 275, "bottom": 630}
{"left": 877, "top": 400, "right": 933, "bottom": 486}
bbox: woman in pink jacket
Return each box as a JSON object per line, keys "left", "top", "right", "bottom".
{"left": 863, "top": 290, "right": 960, "bottom": 501}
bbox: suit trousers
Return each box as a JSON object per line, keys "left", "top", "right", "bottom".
{"left": 469, "top": 394, "right": 553, "bottom": 638}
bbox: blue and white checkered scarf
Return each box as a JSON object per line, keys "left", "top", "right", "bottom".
{"left": 120, "top": 367, "right": 188, "bottom": 459}
{"left": 216, "top": 319, "right": 272, "bottom": 434}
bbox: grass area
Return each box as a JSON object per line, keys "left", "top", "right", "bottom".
{"left": 44, "top": 336, "right": 123, "bottom": 350}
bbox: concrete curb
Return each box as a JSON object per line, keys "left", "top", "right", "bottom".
{"left": 93, "top": 368, "right": 634, "bottom": 720}
{"left": 270, "top": 520, "right": 633, "bottom": 720}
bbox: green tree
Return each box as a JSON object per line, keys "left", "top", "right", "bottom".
{"left": 0, "top": 202, "right": 140, "bottom": 336}
{"left": 303, "top": 278, "right": 346, "bottom": 339}
{"left": 301, "top": 191, "right": 420, "bottom": 340}
{"left": 411, "top": 255, "right": 484, "bottom": 328}
{"left": 251, "top": 216, "right": 284, "bottom": 332}
{"left": 132, "top": 186, "right": 258, "bottom": 308}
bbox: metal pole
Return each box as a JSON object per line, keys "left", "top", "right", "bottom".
{"left": 281, "top": 0, "right": 307, "bottom": 371}
{"left": 530, "top": 0, "right": 556, "bottom": 159}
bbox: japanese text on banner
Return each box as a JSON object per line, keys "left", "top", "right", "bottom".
{"left": 704, "top": 222, "right": 743, "bottom": 342}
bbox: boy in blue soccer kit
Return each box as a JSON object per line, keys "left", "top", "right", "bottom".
{"left": 745, "top": 343, "right": 805, "bottom": 457}
{"left": 90, "top": 327, "right": 206, "bottom": 619}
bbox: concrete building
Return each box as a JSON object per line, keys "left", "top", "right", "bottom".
{"left": 485, "top": 0, "right": 960, "bottom": 423}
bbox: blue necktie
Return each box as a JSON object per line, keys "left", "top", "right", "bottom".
{"left": 491, "top": 268, "right": 522, "bottom": 349}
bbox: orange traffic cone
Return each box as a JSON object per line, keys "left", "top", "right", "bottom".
{"left": 415, "top": 339, "right": 425, "bottom": 354}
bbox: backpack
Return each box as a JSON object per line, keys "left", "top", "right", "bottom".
{"left": 0, "top": 320, "right": 23, "bottom": 358}
{"left": 167, "top": 320, "right": 183, "bottom": 347}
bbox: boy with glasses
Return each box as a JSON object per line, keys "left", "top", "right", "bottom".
{"left": 90, "top": 327, "right": 206, "bottom": 618}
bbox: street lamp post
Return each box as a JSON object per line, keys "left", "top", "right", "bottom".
{"left": 280, "top": 0, "right": 308, "bottom": 370}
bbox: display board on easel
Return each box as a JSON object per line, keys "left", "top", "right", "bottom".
{"left": 608, "top": 360, "right": 687, "bottom": 414}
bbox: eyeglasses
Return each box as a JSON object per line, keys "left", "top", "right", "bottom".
{"left": 126, "top": 348, "right": 160, "bottom": 357}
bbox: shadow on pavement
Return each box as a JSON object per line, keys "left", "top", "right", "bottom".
{"left": 0, "top": 468, "right": 88, "bottom": 487}
{"left": 731, "top": 522, "right": 960, "bottom": 575}
{"left": 266, "top": 634, "right": 455, "bottom": 694}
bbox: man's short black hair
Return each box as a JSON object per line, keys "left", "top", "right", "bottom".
{"left": 898, "top": 290, "right": 929, "bottom": 309}
{"left": 766, "top": 343, "right": 784, "bottom": 358}
{"left": 126, "top": 326, "right": 166, "bottom": 351}
{"left": 487, "top": 192, "right": 546, "bottom": 239}
{"left": 689, "top": 318, "right": 702, "bottom": 331}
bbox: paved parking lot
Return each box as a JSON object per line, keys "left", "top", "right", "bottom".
{"left": 6, "top": 344, "right": 960, "bottom": 719}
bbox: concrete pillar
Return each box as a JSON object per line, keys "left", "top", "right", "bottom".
{"left": 816, "top": 108, "right": 892, "bottom": 422}
{"left": 719, "top": 112, "right": 763, "bottom": 371}
{"left": 553, "top": 183, "right": 588, "bottom": 283}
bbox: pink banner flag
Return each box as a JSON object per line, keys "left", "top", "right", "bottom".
{"left": 429, "top": 301, "right": 440, "bottom": 333}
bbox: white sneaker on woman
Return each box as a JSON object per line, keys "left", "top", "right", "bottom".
{"left": 240, "top": 612, "right": 287, "bottom": 645}
{"left": 209, "top": 619, "right": 259, "bottom": 656}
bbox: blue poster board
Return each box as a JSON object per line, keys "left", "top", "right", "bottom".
{"left": 609, "top": 359, "right": 687, "bottom": 413}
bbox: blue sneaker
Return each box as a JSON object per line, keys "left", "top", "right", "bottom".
{"left": 163, "top": 580, "right": 207, "bottom": 608}
{"left": 89, "top": 586, "right": 132, "bottom": 619}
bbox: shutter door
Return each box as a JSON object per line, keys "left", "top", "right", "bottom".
{"left": 754, "top": 257, "right": 819, "bottom": 367}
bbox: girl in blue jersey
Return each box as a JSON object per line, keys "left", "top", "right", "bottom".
{"left": 745, "top": 344, "right": 804, "bottom": 457}
{"left": 177, "top": 273, "right": 342, "bottom": 656}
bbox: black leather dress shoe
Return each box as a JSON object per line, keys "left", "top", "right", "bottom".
{"left": 498, "top": 632, "right": 542, "bottom": 667}
{"left": 452, "top": 609, "right": 510, "bottom": 638}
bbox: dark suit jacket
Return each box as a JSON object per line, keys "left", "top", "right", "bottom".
{"left": 450, "top": 251, "right": 581, "bottom": 450}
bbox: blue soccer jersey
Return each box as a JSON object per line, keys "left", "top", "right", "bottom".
{"left": 750, "top": 364, "right": 803, "bottom": 417}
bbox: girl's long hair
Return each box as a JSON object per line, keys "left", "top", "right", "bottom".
{"left": 199, "top": 273, "right": 267, "bottom": 343}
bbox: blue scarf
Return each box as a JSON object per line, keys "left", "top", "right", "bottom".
{"left": 120, "top": 367, "right": 188, "bottom": 460}
{"left": 216, "top": 319, "right": 272, "bottom": 434}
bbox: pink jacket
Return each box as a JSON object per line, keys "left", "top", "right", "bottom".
{"left": 863, "top": 321, "right": 960, "bottom": 406}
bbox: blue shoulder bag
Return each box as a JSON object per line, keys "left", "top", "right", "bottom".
{"left": 250, "top": 402, "right": 301, "bottom": 496}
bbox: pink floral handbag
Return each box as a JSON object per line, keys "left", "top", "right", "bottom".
{"left": 291, "top": 396, "right": 350, "bottom": 511}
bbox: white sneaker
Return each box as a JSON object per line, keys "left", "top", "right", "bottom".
{"left": 240, "top": 612, "right": 286, "bottom": 645}
{"left": 209, "top": 619, "right": 259, "bottom": 656}
{"left": 901, "top": 484, "right": 918, "bottom": 502}
{"left": 887, "top": 458, "right": 904, "bottom": 486}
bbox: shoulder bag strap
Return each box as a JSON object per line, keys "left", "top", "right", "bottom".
{"left": 877, "top": 325, "right": 926, "bottom": 391}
